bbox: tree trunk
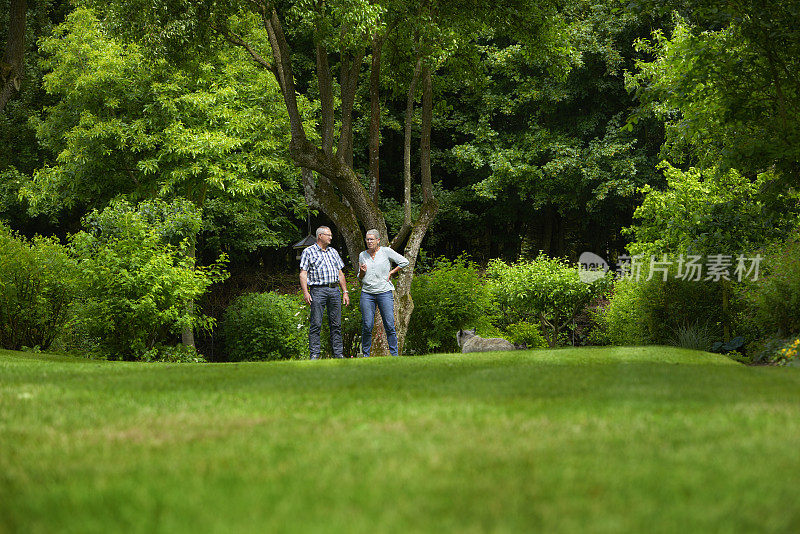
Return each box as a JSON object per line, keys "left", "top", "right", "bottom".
{"left": 1, "top": 0, "right": 26, "bottom": 112}
{"left": 395, "top": 65, "right": 438, "bottom": 355}
{"left": 404, "top": 58, "right": 423, "bottom": 228}
{"left": 519, "top": 221, "right": 539, "bottom": 260}
{"left": 721, "top": 279, "right": 731, "bottom": 342}
{"left": 368, "top": 33, "right": 383, "bottom": 205}
{"left": 182, "top": 240, "right": 196, "bottom": 348}
{"left": 370, "top": 305, "right": 390, "bottom": 357}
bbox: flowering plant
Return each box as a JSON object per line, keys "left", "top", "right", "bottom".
{"left": 775, "top": 338, "right": 800, "bottom": 366}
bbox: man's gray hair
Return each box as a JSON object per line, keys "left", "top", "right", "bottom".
{"left": 366, "top": 229, "right": 380, "bottom": 240}
{"left": 316, "top": 226, "right": 331, "bottom": 238}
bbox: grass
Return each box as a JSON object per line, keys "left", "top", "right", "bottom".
{"left": 2, "top": 346, "right": 800, "bottom": 534}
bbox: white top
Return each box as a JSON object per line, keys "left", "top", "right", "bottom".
{"left": 358, "top": 247, "right": 410, "bottom": 294}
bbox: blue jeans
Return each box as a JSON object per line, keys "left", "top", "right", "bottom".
{"left": 309, "top": 286, "right": 343, "bottom": 359}
{"left": 360, "top": 290, "right": 398, "bottom": 357}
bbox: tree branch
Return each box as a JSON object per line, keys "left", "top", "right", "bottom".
{"left": 291, "top": 137, "right": 384, "bottom": 237}
{"left": 302, "top": 168, "right": 362, "bottom": 266}
{"left": 337, "top": 47, "right": 366, "bottom": 167}
{"left": 214, "top": 25, "right": 275, "bottom": 74}
{"left": 403, "top": 57, "right": 423, "bottom": 226}
{"left": 261, "top": 7, "right": 306, "bottom": 143}
{"left": 368, "top": 32, "right": 383, "bottom": 205}
{"left": 420, "top": 64, "right": 434, "bottom": 202}
{"left": 316, "top": 44, "right": 335, "bottom": 155}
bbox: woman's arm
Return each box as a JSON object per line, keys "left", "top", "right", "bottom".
{"left": 358, "top": 251, "right": 367, "bottom": 280}
{"left": 387, "top": 248, "right": 410, "bottom": 269}
{"left": 386, "top": 248, "right": 409, "bottom": 279}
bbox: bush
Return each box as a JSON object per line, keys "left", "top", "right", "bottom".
{"left": 222, "top": 291, "right": 308, "bottom": 361}
{"left": 0, "top": 223, "right": 79, "bottom": 351}
{"left": 597, "top": 277, "right": 649, "bottom": 345}
{"left": 406, "top": 256, "right": 496, "bottom": 354}
{"left": 600, "top": 268, "right": 723, "bottom": 346}
{"left": 141, "top": 343, "right": 208, "bottom": 363}
{"left": 503, "top": 322, "right": 547, "bottom": 349}
{"left": 773, "top": 337, "right": 800, "bottom": 367}
{"left": 487, "top": 256, "right": 611, "bottom": 347}
{"left": 740, "top": 236, "right": 800, "bottom": 337}
{"left": 69, "top": 200, "right": 227, "bottom": 360}
{"left": 669, "top": 321, "right": 719, "bottom": 351}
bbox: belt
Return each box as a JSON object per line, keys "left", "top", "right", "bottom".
{"left": 310, "top": 282, "right": 339, "bottom": 288}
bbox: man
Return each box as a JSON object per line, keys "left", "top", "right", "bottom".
{"left": 299, "top": 226, "right": 350, "bottom": 359}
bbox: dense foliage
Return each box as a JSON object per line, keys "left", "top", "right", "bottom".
{"left": 599, "top": 271, "right": 723, "bottom": 347}
{"left": 627, "top": 163, "right": 799, "bottom": 257}
{"left": 222, "top": 291, "right": 307, "bottom": 361}
{"left": 487, "top": 256, "right": 610, "bottom": 347}
{"left": 737, "top": 237, "right": 800, "bottom": 359}
{"left": 25, "top": 8, "right": 303, "bottom": 213}
{"left": 3, "top": 0, "right": 800, "bottom": 359}
{"left": 628, "top": 4, "right": 800, "bottom": 182}
{"left": 406, "top": 257, "right": 496, "bottom": 354}
{"left": 604, "top": 161, "right": 800, "bottom": 352}
{"left": 0, "top": 222, "right": 78, "bottom": 350}
{"left": 67, "top": 200, "right": 227, "bottom": 360}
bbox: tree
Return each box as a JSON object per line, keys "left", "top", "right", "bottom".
{"left": 424, "top": 0, "right": 667, "bottom": 262}
{"left": 89, "top": 0, "right": 569, "bottom": 353}
{"left": 25, "top": 7, "right": 306, "bottom": 347}
{"left": 69, "top": 198, "right": 227, "bottom": 360}
{"left": 627, "top": 1, "right": 800, "bottom": 183}
{"left": 26, "top": 8, "right": 301, "bottom": 213}
{"left": 1, "top": 0, "right": 72, "bottom": 238}
{"left": 626, "top": 162, "right": 800, "bottom": 339}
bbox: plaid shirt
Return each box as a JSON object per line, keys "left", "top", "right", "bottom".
{"left": 300, "top": 244, "right": 344, "bottom": 286}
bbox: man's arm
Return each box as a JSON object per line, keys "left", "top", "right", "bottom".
{"left": 300, "top": 269, "right": 312, "bottom": 305}
{"left": 338, "top": 270, "right": 350, "bottom": 306}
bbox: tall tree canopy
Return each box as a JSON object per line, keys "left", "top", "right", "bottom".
{"left": 627, "top": 0, "right": 800, "bottom": 183}
{"left": 26, "top": 7, "right": 303, "bottom": 215}
{"left": 420, "top": 0, "right": 666, "bottom": 261}
{"left": 83, "top": 0, "right": 572, "bottom": 351}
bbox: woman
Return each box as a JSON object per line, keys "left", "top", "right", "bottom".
{"left": 357, "top": 229, "right": 410, "bottom": 357}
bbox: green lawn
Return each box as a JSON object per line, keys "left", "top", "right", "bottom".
{"left": 2, "top": 347, "right": 799, "bottom": 533}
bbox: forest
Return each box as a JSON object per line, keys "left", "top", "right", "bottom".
{"left": 2, "top": 0, "right": 799, "bottom": 363}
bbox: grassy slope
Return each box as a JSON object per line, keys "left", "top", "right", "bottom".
{"left": 1, "top": 347, "right": 799, "bottom": 533}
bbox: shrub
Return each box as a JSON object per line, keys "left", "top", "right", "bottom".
{"left": 487, "top": 256, "right": 611, "bottom": 347}
{"left": 0, "top": 223, "right": 79, "bottom": 351}
{"left": 222, "top": 291, "right": 308, "bottom": 361}
{"left": 141, "top": 343, "right": 208, "bottom": 363}
{"left": 577, "top": 297, "right": 611, "bottom": 346}
{"left": 406, "top": 256, "right": 496, "bottom": 354}
{"left": 746, "top": 336, "right": 791, "bottom": 365}
{"left": 69, "top": 200, "right": 227, "bottom": 360}
{"left": 600, "top": 267, "right": 723, "bottom": 346}
{"left": 773, "top": 337, "right": 800, "bottom": 367}
{"left": 740, "top": 236, "right": 800, "bottom": 337}
{"left": 596, "top": 277, "right": 648, "bottom": 345}
{"left": 669, "top": 321, "right": 719, "bottom": 351}
{"left": 503, "top": 322, "right": 547, "bottom": 349}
